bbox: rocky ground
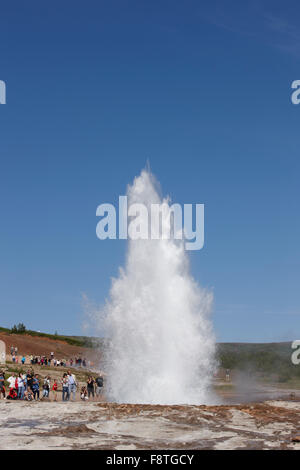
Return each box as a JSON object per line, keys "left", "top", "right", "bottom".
{"left": 0, "top": 399, "right": 299, "bottom": 450}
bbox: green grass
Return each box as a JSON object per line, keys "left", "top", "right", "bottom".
{"left": 0, "top": 327, "right": 11, "bottom": 333}
{"left": 217, "top": 342, "right": 300, "bottom": 383}
{"left": 2, "top": 326, "right": 299, "bottom": 384}
{"left": 0, "top": 326, "right": 103, "bottom": 349}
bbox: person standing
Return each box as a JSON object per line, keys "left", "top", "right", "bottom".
{"left": 7, "top": 372, "right": 16, "bottom": 390}
{"left": 61, "top": 373, "right": 69, "bottom": 401}
{"left": 67, "top": 370, "right": 77, "bottom": 402}
{"left": 95, "top": 375, "right": 104, "bottom": 399}
{"left": 52, "top": 379, "right": 58, "bottom": 401}
{"left": 26, "top": 369, "right": 34, "bottom": 392}
{"left": 43, "top": 376, "right": 50, "bottom": 398}
{"left": 31, "top": 374, "right": 40, "bottom": 400}
{"left": 0, "top": 370, "right": 5, "bottom": 399}
{"left": 87, "top": 376, "right": 95, "bottom": 400}
{"left": 23, "top": 373, "right": 28, "bottom": 391}
{"left": 17, "top": 373, "right": 25, "bottom": 399}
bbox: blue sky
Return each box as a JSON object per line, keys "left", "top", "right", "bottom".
{"left": 0, "top": 0, "right": 299, "bottom": 341}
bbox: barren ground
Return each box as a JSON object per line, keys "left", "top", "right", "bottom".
{"left": 1, "top": 335, "right": 299, "bottom": 450}
{"left": 0, "top": 332, "right": 93, "bottom": 359}
{"left": 0, "top": 399, "right": 299, "bottom": 450}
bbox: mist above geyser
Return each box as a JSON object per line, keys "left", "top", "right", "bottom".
{"left": 102, "top": 169, "right": 216, "bottom": 404}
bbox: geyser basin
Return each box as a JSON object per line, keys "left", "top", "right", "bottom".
{"left": 102, "top": 169, "right": 216, "bottom": 405}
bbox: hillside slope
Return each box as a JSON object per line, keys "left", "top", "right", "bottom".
{"left": 0, "top": 329, "right": 102, "bottom": 363}
{"left": 217, "top": 342, "right": 300, "bottom": 382}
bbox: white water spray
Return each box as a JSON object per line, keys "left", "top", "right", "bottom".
{"left": 102, "top": 169, "right": 215, "bottom": 404}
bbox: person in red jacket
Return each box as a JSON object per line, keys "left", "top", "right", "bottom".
{"left": 7, "top": 388, "right": 17, "bottom": 400}
{"left": 52, "top": 380, "right": 58, "bottom": 401}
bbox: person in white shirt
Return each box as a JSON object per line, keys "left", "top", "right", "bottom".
{"left": 67, "top": 370, "right": 77, "bottom": 401}
{"left": 7, "top": 373, "right": 16, "bottom": 390}
{"left": 61, "top": 374, "right": 69, "bottom": 401}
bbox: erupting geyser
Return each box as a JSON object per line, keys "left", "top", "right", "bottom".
{"left": 102, "top": 169, "right": 216, "bottom": 404}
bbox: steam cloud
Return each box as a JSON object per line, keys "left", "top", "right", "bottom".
{"left": 102, "top": 169, "right": 216, "bottom": 404}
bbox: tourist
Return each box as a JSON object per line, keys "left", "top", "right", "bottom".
{"left": 31, "top": 374, "right": 40, "bottom": 400}
{"left": 14, "top": 374, "right": 18, "bottom": 393}
{"left": 95, "top": 375, "right": 104, "bottom": 398}
{"left": 0, "top": 370, "right": 5, "bottom": 399}
{"left": 67, "top": 370, "right": 77, "bottom": 402}
{"left": 52, "top": 379, "right": 58, "bottom": 401}
{"left": 80, "top": 386, "right": 88, "bottom": 400}
{"left": 23, "top": 373, "right": 28, "bottom": 391}
{"left": 61, "top": 373, "right": 69, "bottom": 401}
{"left": 17, "top": 373, "right": 25, "bottom": 399}
{"left": 24, "top": 389, "right": 33, "bottom": 401}
{"left": 26, "top": 369, "right": 34, "bottom": 392}
{"left": 21, "top": 355, "right": 26, "bottom": 365}
{"left": 43, "top": 376, "right": 50, "bottom": 398}
{"left": 6, "top": 388, "right": 17, "bottom": 400}
{"left": 87, "top": 376, "right": 95, "bottom": 400}
{"left": 7, "top": 372, "right": 16, "bottom": 390}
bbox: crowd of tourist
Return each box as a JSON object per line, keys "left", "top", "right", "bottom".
{"left": 9, "top": 346, "right": 90, "bottom": 368}
{"left": 0, "top": 368, "right": 104, "bottom": 402}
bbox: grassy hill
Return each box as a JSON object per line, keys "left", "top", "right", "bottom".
{"left": 0, "top": 326, "right": 102, "bottom": 349}
{"left": 217, "top": 342, "right": 300, "bottom": 383}
{"left": 1, "top": 326, "right": 299, "bottom": 383}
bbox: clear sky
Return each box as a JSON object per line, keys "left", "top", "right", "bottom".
{"left": 0, "top": 0, "right": 299, "bottom": 341}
